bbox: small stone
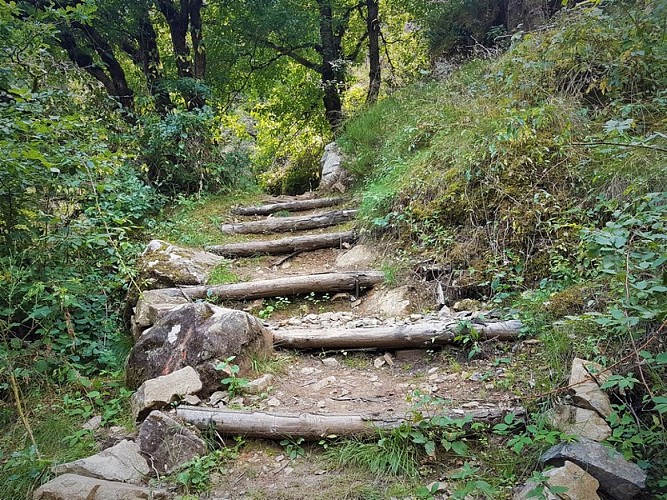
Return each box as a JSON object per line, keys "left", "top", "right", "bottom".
{"left": 138, "top": 411, "right": 206, "bottom": 475}
{"left": 267, "top": 397, "right": 281, "bottom": 407}
{"left": 383, "top": 353, "right": 394, "bottom": 366}
{"left": 312, "top": 376, "right": 337, "bottom": 391}
{"left": 275, "top": 455, "right": 285, "bottom": 462}
{"left": 209, "top": 391, "right": 227, "bottom": 406}
{"left": 461, "top": 401, "right": 480, "bottom": 408}
{"left": 300, "top": 367, "right": 321, "bottom": 376}
{"left": 317, "top": 400, "right": 327, "bottom": 408}
{"left": 33, "top": 474, "right": 169, "bottom": 500}
{"left": 321, "top": 358, "right": 340, "bottom": 368}
{"left": 288, "top": 318, "right": 302, "bottom": 326}
{"left": 130, "top": 366, "right": 202, "bottom": 421}
{"left": 428, "top": 367, "right": 439, "bottom": 374}
{"left": 244, "top": 374, "right": 275, "bottom": 395}
{"left": 410, "top": 314, "right": 423, "bottom": 321}
{"left": 53, "top": 440, "right": 149, "bottom": 484}
{"left": 373, "top": 357, "right": 386, "bottom": 369}
{"left": 82, "top": 416, "right": 102, "bottom": 431}
{"left": 283, "top": 466, "right": 294, "bottom": 475}
{"left": 182, "top": 394, "right": 201, "bottom": 405}
{"left": 544, "top": 460, "right": 600, "bottom": 500}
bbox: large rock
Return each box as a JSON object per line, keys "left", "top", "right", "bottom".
{"left": 547, "top": 405, "right": 611, "bottom": 442}
{"left": 513, "top": 460, "right": 600, "bottom": 500}
{"left": 137, "top": 239, "right": 224, "bottom": 289}
{"left": 33, "top": 474, "right": 170, "bottom": 500}
{"left": 540, "top": 438, "right": 647, "bottom": 500}
{"left": 52, "top": 440, "right": 150, "bottom": 484}
{"left": 569, "top": 358, "right": 613, "bottom": 418}
{"left": 126, "top": 302, "right": 273, "bottom": 394}
{"left": 362, "top": 286, "right": 412, "bottom": 317}
{"left": 138, "top": 411, "right": 206, "bottom": 474}
{"left": 319, "top": 142, "right": 352, "bottom": 193}
{"left": 131, "top": 366, "right": 203, "bottom": 421}
{"left": 335, "top": 245, "right": 378, "bottom": 270}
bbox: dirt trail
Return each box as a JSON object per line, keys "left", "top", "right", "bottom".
{"left": 194, "top": 195, "right": 524, "bottom": 499}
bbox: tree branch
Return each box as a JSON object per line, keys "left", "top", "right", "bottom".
{"left": 261, "top": 39, "right": 322, "bottom": 72}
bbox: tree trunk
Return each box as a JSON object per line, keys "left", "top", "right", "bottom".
{"left": 231, "top": 197, "right": 343, "bottom": 216}
{"left": 175, "top": 405, "right": 526, "bottom": 440}
{"left": 121, "top": 13, "right": 172, "bottom": 114}
{"left": 273, "top": 320, "right": 523, "bottom": 350}
{"left": 365, "top": 0, "right": 381, "bottom": 104}
{"left": 155, "top": 271, "right": 383, "bottom": 301}
{"left": 206, "top": 231, "right": 357, "bottom": 257}
{"left": 318, "top": 0, "right": 344, "bottom": 130}
{"left": 190, "top": 0, "right": 206, "bottom": 80}
{"left": 220, "top": 210, "right": 357, "bottom": 234}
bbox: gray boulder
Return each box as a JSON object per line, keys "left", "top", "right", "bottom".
{"left": 540, "top": 438, "right": 647, "bottom": 500}
{"left": 138, "top": 411, "right": 207, "bottom": 474}
{"left": 131, "top": 366, "right": 203, "bottom": 421}
{"left": 33, "top": 474, "right": 170, "bottom": 500}
{"left": 319, "top": 142, "right": 352, "bottom": 192}
{"left": 52, "top": 440, "right": 149, "bottom": 484}
{"left": 335, "top": 245, "right": 378, "bottom": 270}
{"left": 126, "top": 302, "right": 273, "bottom": 394}
{"left": 137, "top": 239, "right": 224, "bottom": 289}
{"left": 513, "top": 460, "right": 600, "bottom": 500}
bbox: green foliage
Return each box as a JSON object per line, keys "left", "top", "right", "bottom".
{"left": 138, "top": 107, "right": 252, "bottom": 195}
{"left": 175, "top": 446, "right": 241, "bottom": 494}
{"left": 216, "top": 356, "right": 249, "bottom": 399}
{"left": 280, "top": 437, "right": 306, "bottom": 460}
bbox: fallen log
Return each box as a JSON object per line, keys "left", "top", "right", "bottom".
{"left": 220, "top": 210, "right": 358, "bottom": 235}
{"left": 272, "top": 320, "right": 522, "bottom": 350}
{"left": 206, "top": 231, "right": 357, "bottom": 257}
{"left": 158, "top": 271, "right": 384, "bottom": 301}
{"left": 232, "top": 197, "right": 344, "bottom": 216}
{"left": 175, "top": 405, "right": 525, "bottom": 440}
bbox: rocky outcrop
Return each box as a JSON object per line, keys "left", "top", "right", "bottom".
{"left": 33, "top": 474, "right": 170, "bottom": 500}
{"left": 52, "top": 440, "right": 150, "bottom": 484}
{"left": 362, "top": 286, "right": 412, "bottom": 318}
{"left": 568, "top": 357, "right": 612, "bottom": 418}
{"left": 335, "top": 244, "right": 378, "bottom": 270}
{"left": 319, "top": 142, "right": 352, "bottom": 193}
{"left": 138, "top": 411, "right": 207, "bottom": 474}
{"left": 131, "top": 288, "right": 190, "bottom": 340}
{"left": 137, "top": 239, "right": 224, "bottom": 289}
{"left": 126, "top": 303, "right": 273, "bottom": 394}
{"left": 541, "top": 438, "right": 647, "bottom": 500}
{"left": 131, "top": 366, "right": 203, "bottom": 421}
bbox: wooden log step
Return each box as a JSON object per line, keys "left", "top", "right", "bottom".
{"left": 272, "top": 320, "right": 522, "bottom": 350}
{"left": 220, "top": 210, "right": 357, "bottom": 235}
{"left": 206, "top": 231, "right": 358, "bottom": 257}
{"left": 157, "top": 271, "right": 384, "bottom": 301}
{"left": 176, "top": 406, "right": 525, "bottom": 440}
{"left": 232, "top": 197, "right": 344, "bottom": 216}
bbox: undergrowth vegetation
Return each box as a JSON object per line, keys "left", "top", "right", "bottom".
{"left": 340, "top": 1, "right": 667, "bottom": 494}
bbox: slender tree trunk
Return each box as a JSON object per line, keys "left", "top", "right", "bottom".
{"left": 365, "top": 0, "right": 381, "bottom": 104}
{"left": 318, "top": 0, "right": 344, "bottom": 130}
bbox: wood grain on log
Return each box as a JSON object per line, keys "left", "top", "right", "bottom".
{"left": 272, "top": 320, "right": 522, "bottom": 350}
{"left": 206, "top": 231, "right": 357, "bottom": 257}
{"left": 175, "top": 406, "right": 525, "bottom": 440}
{"left": 220, "top": 210, "right": 357, "bottom": 235}
{"left": 159, "top": 271, "right": 384, "bottom": 301}
{"left": 232, "top": 198, "right": 343, "bottom": 216}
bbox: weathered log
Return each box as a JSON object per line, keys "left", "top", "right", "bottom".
{"left": 273, "top": 320, "right": 522, "bottom": 350}
{"left": 220, "top": 210, "right": 357, "bottom": 235}
{"left": 175, "top": 405, "right": 525, "bottom": 440}
{"left": 206, "top": 231, "right": 358, "bottom": 257}
{"left": 232, "top": 197, "right": 344, "bottom": 216}
{"left": 157, "top": 271, "right": 384, "bottom": 301}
